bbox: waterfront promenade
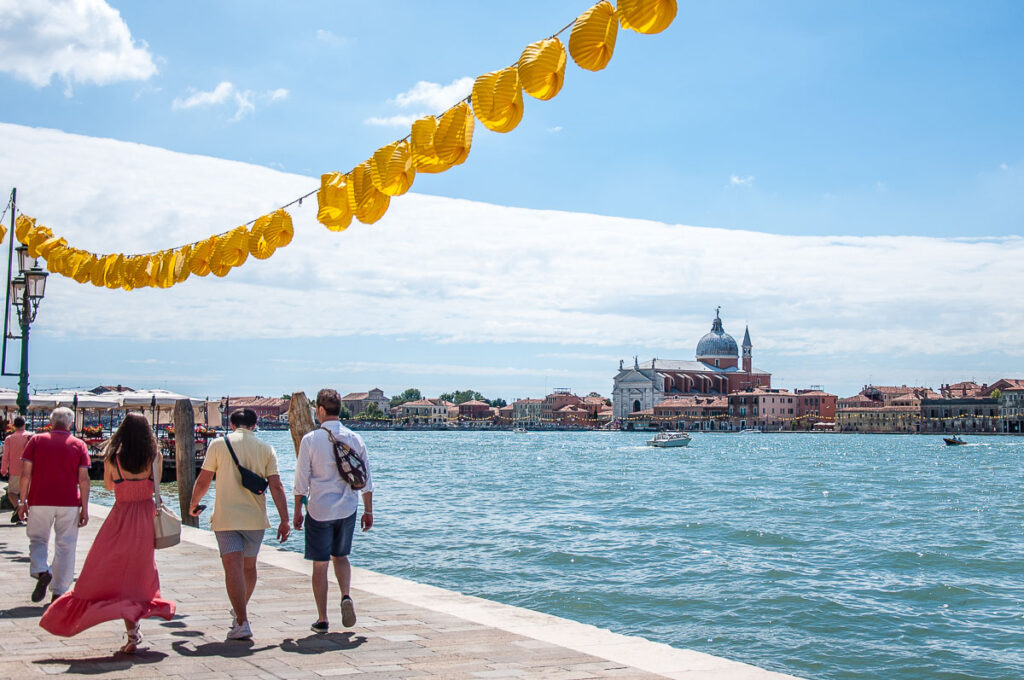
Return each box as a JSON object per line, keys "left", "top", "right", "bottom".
{"left": 0, "top": 504, "right": 799, "bottom": 680}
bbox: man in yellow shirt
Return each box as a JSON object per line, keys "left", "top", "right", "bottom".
{"left": 190, "top": 408, "right": 290, "bottom": 640}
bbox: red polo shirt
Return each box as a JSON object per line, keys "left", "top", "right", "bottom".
{"left": 21, "top": 430, "right": 90, "bottom": 507}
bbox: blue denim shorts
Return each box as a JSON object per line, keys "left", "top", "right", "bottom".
{"left": 304, "top": 512, "right": 356, "bottom": 561}
{"left": 215, "top": 529, "right": 265, "bottom": 557}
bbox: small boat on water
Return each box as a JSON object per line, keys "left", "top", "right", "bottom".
{"left": 739, "top": 428, "right": 761, "bottom": 434}
{"left": 943, "top": 436, "right": 967, "bottom": 446}
{"left": 647, "top": 431, "right": 692, "bottom": 448}
{"left": 512, "top": 427, "right": 529, "bottom": 433}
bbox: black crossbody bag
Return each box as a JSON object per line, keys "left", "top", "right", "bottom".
{"left": 223, "top": 436, "right": 269, "bottom": 496}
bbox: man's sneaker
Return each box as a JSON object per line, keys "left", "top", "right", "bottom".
{"left": 341, "top": 596, "right": 357, "bottom": 628}
{"left": 226, "top": 620, "right": 252, "bottom": 640}
{"left": 31, "top": 571, "right": 52, "bottom": 603}
{"left": 310, "top": 620, "right": 329, "bottom": 634}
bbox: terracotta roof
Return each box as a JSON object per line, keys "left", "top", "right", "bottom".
{"left": 228, "top": 397, "right": 289, "bottom": 408}
{"left": 514, "top": 398, "right": 543, "bottom": 404}
{"left": 460, "top": 400, "right": 490, "bottom": 406}
{"left": 402, "top": 399, "right": 440, "bottom": 407}
{"left": 341, "top": 392, "right": 369, "bottom": 401}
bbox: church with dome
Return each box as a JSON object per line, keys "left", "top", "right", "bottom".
{"left": 612, "top": 308, "right": 771, "bottom": 419}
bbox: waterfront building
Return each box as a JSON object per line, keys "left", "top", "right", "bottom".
{"left": 1000, "top": 388, "right": 1024, "bottom": 433}
{"left": 794, "top": 389, "right": 838, "bottom": 425}
{"left": 513, "top": 398, "right": 543, "bottom": 427}
{"left": 919, "top": 396, "right": 999, "bottom": 433}
{"left": 458, "top": 400, "right": 492, "bottom": 421}
{"left": 541, "top": 389, "right": 583, "bottom": 423}
{"left": 836, "top": 406, "right": 919, "bottom": 433}
{"left": 224, "top": 396, "right": 289, "bottom": 421}
{"left": 340, "top": 388, "right": 390, "bottom": 416}
{"left": 498, "top": 404, "right": 514, "bottom": 424}
{"left": 727, "top": 388, "right": 801, "bottom": 431}
{"left": 843, "top": 385, "right": 933, "bottom": 408}
{"left": 554, "top": 404, "right": 591, "bottom": 426}
{"left": 612, "top": 309, "right": 770, "bottom": 420}
{"left": 399, "top": 398, "right": 448, "bottom": 425}
{"left": 940, "top": 381, "right": 984, "bottom": 398}
{"left": 653, "top": 396, "right": 728, "bottom": 430}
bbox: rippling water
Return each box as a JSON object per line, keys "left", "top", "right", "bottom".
{"left": 98, "top": 431, "right": 1024, "bottom": 680}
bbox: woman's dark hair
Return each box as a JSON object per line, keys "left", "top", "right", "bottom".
{"left": 105, "top": 413, "right": 158, "bottom": 474}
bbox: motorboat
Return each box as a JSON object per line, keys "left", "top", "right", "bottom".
{"left": 943, "top": 436, "right": 967, "bottom": 446}
{"left": 647, "top": 431, "right": 692, "bottom": 447}
{"left": 512, "top": 427, "right": 528, "bottom": 433}
{"left": 739, "top": 428, "right": 761, "bottom": 434}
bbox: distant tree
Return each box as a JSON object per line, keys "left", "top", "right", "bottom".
{"left": 991, "top": 389, "right": 1003, "bottom": 400}
{"left": 587, "top": 391, "right": 603, "bottom": 398}
{"left": 281, "top": 393, "right": 292, "bottom": 400}
{"left": 356, "top": 402, "right": 385, "bottom": 420}
{"left": 439, "top": 390, "right": 485, "bottom": 404}
{"left": 488, "top": 398, "right": 507, "bottom": 408}
{"left": 390, "top": 388, "right": 422, "bottom": 407}
{"left": 338, "top": 405, "right": 351, "bottom": 420}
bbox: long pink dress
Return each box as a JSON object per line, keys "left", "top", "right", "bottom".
{"left": 40, "top": 463, "right": 175, "bottom": 636}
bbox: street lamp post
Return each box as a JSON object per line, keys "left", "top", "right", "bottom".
{"left": 2, "top": 189, "right": 48, "bottom": 416}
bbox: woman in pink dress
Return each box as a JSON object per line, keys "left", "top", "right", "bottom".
{"left": 40, "top": 413, "right": 175, "bottom": 653}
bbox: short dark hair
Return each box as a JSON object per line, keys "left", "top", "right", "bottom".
{"left": 316, "top": 388, "right": 341, "bottom": 416}
{"left": 13, "top": 416, "right": 25, "bottom": 428}
{"left": 230, "top": 408, "right": 258, "bottom": 428}
{"left": 106, "top": 413, "right": 158, "bottom": 475}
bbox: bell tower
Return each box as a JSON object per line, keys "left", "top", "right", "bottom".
{"left": 742, "top": 325, "right": 752, "bottom": 374}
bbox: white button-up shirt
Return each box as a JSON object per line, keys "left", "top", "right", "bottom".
{"left": 294, "top": 421, "right": 373, "bottom": 522}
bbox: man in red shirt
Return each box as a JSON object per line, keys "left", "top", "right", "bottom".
{"left": 2, "top": 416, "right": 32, "bottom": 525}
{"left": 18, "top": 407, "right": 91, "bottom": 602}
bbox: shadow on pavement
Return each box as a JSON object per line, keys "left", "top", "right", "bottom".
{"left": 1, "top": 604, "right": 48, "bottom": 619}
{"left": 280, "top": 632, "right": 366, "bottom": 654}
{"left": 171, "top": 639, "right": 276, "bottom": 658}
{"left": 34, "top": 650, "right": 168, "bottom": 674}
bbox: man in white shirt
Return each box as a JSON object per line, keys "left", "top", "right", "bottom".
{"left": 293, "top": 388, "right": 374, "bottom": 634}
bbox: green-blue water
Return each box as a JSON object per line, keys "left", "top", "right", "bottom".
{"left": 99, "top": 431, "right": 1024, "bottom": 680}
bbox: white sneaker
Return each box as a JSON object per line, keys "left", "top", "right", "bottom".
{"left": 226, "top": 620, "right": 252, "bottom": 640}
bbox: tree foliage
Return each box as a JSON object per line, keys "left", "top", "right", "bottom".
{"left": 356, "top": 402, "right": 386, "bottom": 420}
{"left": 439, "top": 389, "right": 485, "bottom": 404}
{"left": 390, "top": 388, "right": 422, "bottom": 407}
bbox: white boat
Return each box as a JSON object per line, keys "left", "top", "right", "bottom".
{"left": 739, "top": 428, "right": 761, "bottom": 434}
{"left": 647, "top": 431, "right": 691, "bottom": 447}
{"left": 512, "top": 427, "right": 528, "bottom": 433}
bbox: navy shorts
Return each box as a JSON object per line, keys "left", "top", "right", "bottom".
{"left": 304, "top": 512, "right": 357, "bottom": 561}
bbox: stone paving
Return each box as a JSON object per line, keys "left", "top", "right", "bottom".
{"left": 0, "top": 504, "right": 800, "bottom": 679}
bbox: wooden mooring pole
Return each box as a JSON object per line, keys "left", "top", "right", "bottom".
{"left": 174, "top": 398, "right": 198, "bottom": 527}
{"left": 288, "top": 391, "right": 316, "bottom": 455}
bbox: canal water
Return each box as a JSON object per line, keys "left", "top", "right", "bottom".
{"left": 95, "top": 431, "right": 1024, "bottom": 680}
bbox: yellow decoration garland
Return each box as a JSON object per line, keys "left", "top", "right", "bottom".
{"left": 370, "top": 141, "right": 415, "bottom": 196}
{"left": 518, "top": 38, "right": 567, "bottom": 101}
{"left": 471, "top": 67, "right": 524, "bottom": 133}
{"left": 616, "top": 0, "right": 676, "bottom": 34}
{"left": 346, "top": 163, "right": 390, "bottom": 224}
{"left": 569, "top": 1, "right": 618, "bottom": 71}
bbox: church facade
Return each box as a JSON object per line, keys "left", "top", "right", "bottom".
{"left": 612, "top": 309, "right": 771, "bottom": 420}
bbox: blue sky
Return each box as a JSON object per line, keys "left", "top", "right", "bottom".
{"left": 0, "top": 1, "right": 1022, "bottom": 402}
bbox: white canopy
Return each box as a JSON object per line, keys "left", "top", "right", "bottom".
{"left": 0, "top": 391, "right": 121, "bottom": 410}
{"left": 113, "top": 389, "right": 205, "bottom": 409}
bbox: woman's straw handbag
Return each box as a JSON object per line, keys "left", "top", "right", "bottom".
{"left": 153, "top": 467, "right": 181, "bottom": 549}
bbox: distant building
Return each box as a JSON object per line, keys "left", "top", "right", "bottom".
{"left": 225, "top": 396, "right": 289, "bottom": 420}
{"left": 89, "top": 384, "right": 134, "bottom": 394}
{"left": 653, "top": 396, "right": 728, "bottom": 431}
{"left": 541, "top": 390, "right": 582, "bottom": 423}
{"left": 613, "top": 309, "right": 770, "bottom": 420}
{"left": 399, "top": 399, "right": 447, "bottom": 425}
{"left": 1000, "top": 388, "right": 1024, "bottom": 433}
{"left": 837, "top": 406, "right": 919, "bottom": 433}
{"left": 340, "top": 388, "right": 389, "bottom": 416}
{"left": 727, "top": 388, "right": 799, "bottom": 431}
{"left": 513, "top": 398, "right": 543, "bottom": 427}
{"left": 919, "top": 396, "right": 999, "bottom": 433}
{"left": 498, "top": 404, "right": 514, "bottom": 424}
{"left": 794, "top": 390, "right": 838, "bottom": 425}
{"left": 458, "top": 400, "right": 492, "bottom": 421}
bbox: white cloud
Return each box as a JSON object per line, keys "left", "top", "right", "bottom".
{"left": 2, "top": 123, "right": 1023, "bottom": 376}
{"left": 1000, "top": 163, "right": 1009, "bottom": 171}
{"left": 0, "top": 0, "right": 157, "bottom": 93}
{"left": 365, "top": 114, "right": 423, "bottom": 127}
{"left": 729, "top": 174, "right": 754, "bottom": 187}
{"left": 364, "top": 77, "right": 473, "bottom": 126}
{"left": 548, "top": 126, "right": 564, "bottom": 133}
{"left": 172, "top": 82, "right": 287, "bottom": 122}
{"left": 315, "top": 29, "right": 349, "bottom": 46}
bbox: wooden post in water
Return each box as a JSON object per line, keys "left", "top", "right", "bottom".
{"left": 288, "top": 391, "right": 316, "bottom": 455}
{"left": 174, "top": 398, "right": 198, "bottom": 527}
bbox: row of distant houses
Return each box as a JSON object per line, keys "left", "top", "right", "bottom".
{"left": 393, "top": 390, "right": 613, "bottom": 427}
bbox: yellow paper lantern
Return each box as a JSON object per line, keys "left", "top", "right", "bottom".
{"left": 174, "top": 245, "right": 192, "bottom": 284}
{"left": 15, "top": 215, "right": 34, "bottom": 244}
{"left": 154, "top": 250, "right": 177, "bottom": 288}
{"left": 616, "top": 0, "right": 676, "bottom": 34}
{"left": 346, "top": 163, "right": 390, "bottom": 224}
{"left": 518, "top": 38, "right": 567, "bottom": 100}
{"left": 213, "top": 226, "right": 249, "bottom": 268}
{"left": 471, "top": 67, "right": 524, "bottom": 133}
{"left": 569, "top": 1, "right": 618, "bottom": 71}
{"left": 263, "top": 210, "right": 293, "bottom": 249}
{"left": 0, "top": 223, "right": 6, "bottom": 245}
{"left": 434, "top": 102, "right": 474, "bottom": 165}
{"left": 317, "top": 173, "right": 353, "bottom": 231}
{"left": 25, "top": 226, "right": 54, "bottom": 258}
{"left": 72, "top": 254, "right": 97, "bottom": 284}
{"left": 370, "top": 142, "right": 415, "bottom": 197}
{"left": 90, "top": 254, "right": 115, "bottom": 287}
{"left": 410, "top": 117, "right": 453, "bottom": 174}
{"left": 104, "top": 254, "right": 127, "bottom": 289}
{"left": 190, "top": 237, "right": 216, "bottom": 276}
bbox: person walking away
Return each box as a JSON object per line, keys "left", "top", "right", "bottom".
{"left": 2, "top": 416, "right": 31, "bottom": 524}
{"left": 17, "top": 407, "right": 90, "bottom": 602}
{"left": 189, "top": 408, "right": 290, "bottom": 640}
{"left": 294, "top": 388, "right": 374, "bottom": 633}
{"left": 39, "top": 413, "right": 175, "bottom": 652}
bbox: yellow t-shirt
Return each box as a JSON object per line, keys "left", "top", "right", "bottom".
{"left": 202, "top": 429, "right": 279, "bottom": 531}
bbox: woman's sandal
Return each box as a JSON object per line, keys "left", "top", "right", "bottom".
{"left": 120, "top": 623, "right": 143, "bottom": 654}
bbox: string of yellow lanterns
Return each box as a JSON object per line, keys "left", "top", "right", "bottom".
{"left": 10, "top": 0, "right": 677, "bottom": 291}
